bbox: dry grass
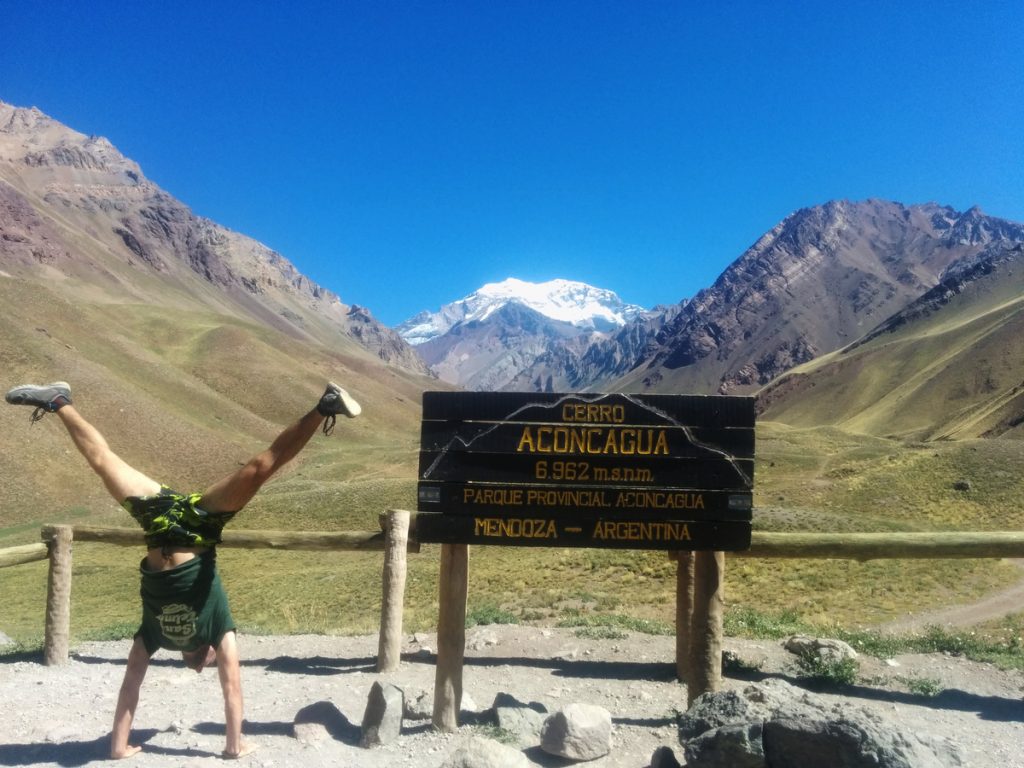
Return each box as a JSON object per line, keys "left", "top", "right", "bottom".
{"left": 4, "top": 421, "right": 1024, "bottom": 645}
{"left": 3, "top": 278, "right": 1024, "bottom": 647}
{"left": 760, "top": 256, "right": 1024, "bottom": 442}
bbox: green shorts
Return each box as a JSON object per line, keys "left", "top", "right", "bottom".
{"left": 136, "top": 549, "right": 236, "bottom": 654}
{"left": 122, "top": 486, "right": 237, "bottom": 549}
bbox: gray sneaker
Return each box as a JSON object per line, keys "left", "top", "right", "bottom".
{"left": 317, "top": 382, "right": 360, "bottom": 434}
{"left": 318, "top": 382, "right": 361, "bottom": 418}
{"left": 5, "top": 381, "right": 73, "bottom": 423}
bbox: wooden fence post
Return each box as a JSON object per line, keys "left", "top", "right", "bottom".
{"left": 432, "top": 543, "right": 468, "bottom": 732}
{"left": 675, "top": 551, "right": 695, "bottom": 684}
{"left": 377, "top": 509, "right": 410, "bottom": 673}
{"left": 687, "top": 550, "right": 725, "bottom": 706}
{"left": 43, "top": 525, "right": 73, "bottom": 666}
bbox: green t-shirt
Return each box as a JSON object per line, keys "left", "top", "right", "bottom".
{"left": 136, "top": 550, "right": 235, "bottom": 653}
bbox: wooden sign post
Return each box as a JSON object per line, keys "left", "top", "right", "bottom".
{"left": 417, "top": 392, "right": 754, "bottom": 728}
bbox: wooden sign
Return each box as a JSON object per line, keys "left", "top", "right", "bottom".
{"left": 416, "top": 392, "right": 754, "bottom": 551}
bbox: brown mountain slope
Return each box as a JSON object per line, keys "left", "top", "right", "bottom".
{"left": 0, "top": 275, "right": 432, "bottom": 530}
{"left": 0, "top": 101, "right": 438, "bottom": 532}
{"left": 757, "top": 242, "right": 1024, "bottom": 440}
{"left": 608, "top": 199, "right": 1024, "bottom": 395}
{"left": 0, "top": 100, "right": 428, "bottom": 374}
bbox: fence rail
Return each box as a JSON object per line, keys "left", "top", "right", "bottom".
{"left": 740, "top": 530, "right": 1024, "bottom": 560}
{"left": 8, "top": 518, "right": 1024, "bottom": 728}
{"left": 31, "top": 523, "right": 1024, "bottom": 559}
{"left": 26, "top": 512, "right": 415, "bottom": 668}
{"left": 42, "top": 523, "right": 421, "bottom": 553}
{"left": 0, "top": 542, "right": 48, "bottom": 569}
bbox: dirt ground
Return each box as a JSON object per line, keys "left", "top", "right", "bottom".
{"left": 878, "top": 560, "right": 1024, "bottom": 636}
{"left": 2, "top": 625, "right": 1023, "bottom": 767}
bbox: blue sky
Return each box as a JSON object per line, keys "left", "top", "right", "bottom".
{"left": 3, "top": 1, "right": 1022, "bottom": 326}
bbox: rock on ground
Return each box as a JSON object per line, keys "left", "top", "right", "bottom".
{"left": 0, "top": 627, "right": 1022, "bottom": 767}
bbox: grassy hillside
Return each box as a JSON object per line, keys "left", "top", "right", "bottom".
{"left": 3, "top": 254, "right": 1024, "bottom": 648}
{"left": 4, "top": 409, "right": 1022, "bottom": 646}
{"left": 0, "top": 275, "right": 426, "bottom": 531}
{"left": 758, "top": 247, "right": 1024, "bottom": 440}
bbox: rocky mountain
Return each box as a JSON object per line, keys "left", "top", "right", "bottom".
{"left": 398, "top": 278, "right": 643, "bottom": 390}
{"left": 624, "top": 200, "right": 1024, "bottom": 395}
{"left": 757, "top": 238, "right": 1024, "bottom": 440}
{"left": 413, "top": 200, "right": 1024, "bottom": 397}
{"left": 0, "top": 100, "right": 428, "bottom": 375}
{"left": 505, "top": 303, "right": 685, "bottom": 392}
{"left": 517, "top": 200, "right": 1024, "bottom": 396}
{"left": 0, "top": 100, "right": 438, "bottom": 524}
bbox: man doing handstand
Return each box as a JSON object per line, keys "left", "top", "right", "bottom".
{"left": 5, "top": 380, "right": 361, "bottom": 759}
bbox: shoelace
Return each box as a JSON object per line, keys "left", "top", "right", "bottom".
{"left": 29, "top": 406, "right": 47, "bottom": 424}
{"left": 322, "top": 413, "right": 336, "bottom": 436}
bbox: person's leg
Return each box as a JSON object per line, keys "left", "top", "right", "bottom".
{"left": 198, "top": 383, "right": 359, "bottom": 513}
{"left": 215, "top": 631, "right": 256, "bottom": 758}
{"left": 6, "top": 382, "right": 161, "bottom": 502}
{"left": 110, "top": 636, "right": 151, "bottom": 759}
{"left": 57, "top": 405, "right": 162, "bottom": 501}
{"left": 199, "top": 408, "right": 323, "bottom": 513}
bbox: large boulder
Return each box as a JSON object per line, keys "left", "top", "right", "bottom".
{"left": 441, "top": 735, "right": 529, "bottom": 768}
{"left": 685, "top": 723, "right": 766, "bottom": 768}
{"left": 783, "top": 634, "right": 859, "bottom": 664}
{"left": 402, "top": 686, "right": 433, "bottom": 721}
{"left": 293, "top": 700, "right": 350, "bottom": 744}
{"left": 679, "top": 686, "right": 781, "bottom": 740}
{"left": 762, "top": 712, "right": 962, "bottom": 768}
{"left": 679, "top": 681, "right": 962, "bottom": 768}
{"left": 360, "top": 680, "right": 404, "bottom": 747}
{"left": 491, "top": 692, "right": 547, "bottom": 747}
{"left": 540, "top": 703, "right": 613, "bottom": 761}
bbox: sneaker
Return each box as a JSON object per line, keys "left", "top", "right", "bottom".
{"left": 6, "top": 381, "right": 72, "bottom": 422}
{"left": 316, "top": 382, "right": 360, "bottom": 435}
{"left": 318, "top": 382, "right": 361, "bottom": 418}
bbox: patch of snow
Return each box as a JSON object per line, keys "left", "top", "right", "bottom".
{"left": 396, "top": 277, "right": 644, "bottom": 344}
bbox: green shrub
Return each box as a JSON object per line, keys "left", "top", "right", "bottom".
{"left": 573, "top": 625, "right": 629, "bottom": 640}
{"left": 556, "top": 611, "right": 672, "bottom": 636}
{"left": 724, "top": 607, "right": 810, "bottom": 639}
{"left": 901, "top": 675, "right": 943, "bottom": 697}
{"left": 466, "top": 603, "right": 519, "bottom": 627}
{"left": 794, "top": 653, "right": 859, "bottom": 687}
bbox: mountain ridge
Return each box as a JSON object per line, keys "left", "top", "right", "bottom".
{"left": 757, "top": 238, "right": 1024, "bottom": 440}
{"left": 397, "top": 277, "right": 644, "bottom": 345}
{"left": 5, "top": 99, "right": 1024, "bottom": 445}
{"left": 437, "top": 200, "right": 1024, "bottom": 396}
{"left": 0, "top": 99, "right": 438, "bottom": 524}
{"left": 398, "top": 277, "right": 644, "bottom": 389}
{"left": 0, "top": 99, "right": 428, "bottom": 375}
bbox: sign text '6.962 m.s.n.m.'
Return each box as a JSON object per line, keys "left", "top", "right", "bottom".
{"left": 415, "top": 392, "right": 755, "bottom": 551}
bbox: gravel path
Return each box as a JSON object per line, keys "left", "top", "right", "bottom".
{"left": 6, "top": 630, "right": 1024, "bottom": 768}
{"left": 2, "top": 626, "right": 1023, "bottom": 767}
{"left": 879, "top": 560, "right": 1024, "bottom": 635}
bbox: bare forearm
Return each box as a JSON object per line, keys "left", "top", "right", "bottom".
{"left": 111, "top": 637, "right": 149, "bottom": 759}
{"left": 224, "top": 687, "right": 244, "bottom": 755}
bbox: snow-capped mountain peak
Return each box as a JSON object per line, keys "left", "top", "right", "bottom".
{"left": 396, "top": 277, "right": 644, "bottom": 345}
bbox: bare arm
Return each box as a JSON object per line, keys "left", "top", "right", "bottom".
{"left": 216, "top": 630, "right": 255, "bottom": 758}
{"left": 111, "top": 636, "right": 150, "bottom": 759}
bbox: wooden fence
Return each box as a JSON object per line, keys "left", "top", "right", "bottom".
{"left": 0, "top": 511, "right": 416, "bottom": 668}
{"left": 4, "top": 519, "right": 1024, "bottom": 728}
{"left": 433, "top": 529, "right": 1024, "bottom": 722}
